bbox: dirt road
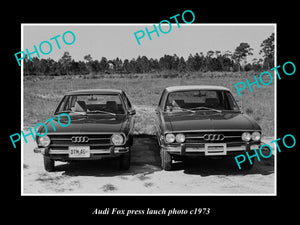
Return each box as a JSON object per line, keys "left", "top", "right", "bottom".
{"left": 23, "top": 136, "right": 275, "bottom": 195}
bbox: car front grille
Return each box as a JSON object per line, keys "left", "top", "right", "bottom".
{"left": 48, "top": 133, "right": 113, "bottom": 151}
{"left": 184, "top": 131, "right": 244, "bottom": 145}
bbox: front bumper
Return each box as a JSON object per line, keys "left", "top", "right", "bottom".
{"left": 34, "top": 146, "right": 129, "bottom": 160}
{"left": 162, "top": 142, "right": 261, "bottom": 156}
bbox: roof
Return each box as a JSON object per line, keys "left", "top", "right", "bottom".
{"left": 165, "top": 85, "right": 230, "bottom": 92}
{"left": 66, "top": 89, "right": 123, "bottom": 95}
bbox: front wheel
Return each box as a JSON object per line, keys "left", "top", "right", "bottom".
{"left": 240, "top": 153, "right": 255, "bottom": 169}
{"left": 160, "top": 149, "right": 172, "bottom": 171}
{"left": 119, "top": 150, "right": 131, "bottom": 170}
{"left": 43, "top": 156, "right": 55, "bottom": 172}
{"left": 242, "top": 158, "right": 255, "bottom": 169}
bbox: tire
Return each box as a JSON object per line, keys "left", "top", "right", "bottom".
{"left": 119, "top": 149, "right": 131, "bottom": 170}
{"left": 128, "top": 135, "right": 133, "bottom": 146}
{"left": 241, "top": 154, "right": 255, "bottom": 170}
{"left": 43, "top": 156, "right": 55, "bottom": 172}
{"left": 160, "top": 148, "right": 172, "bottom": 171}
{"left": 242, "top": 161, "right": 254, "bottom": 169}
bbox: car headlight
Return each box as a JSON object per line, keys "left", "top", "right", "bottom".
{"left": 165, "top": 133, "right": 175, "bottom": 143}
{"left": 241, "top": 132, "right": 251, "bottom": 141}
{"left": 251, "top": 131, "right": 261, "bottom": 141}
{"left": 111, "top": 133, "right": 124, "bottom": 146}
{"left": 175, "top": 133, "right": 185, "bottom": 143}
{"left": 39, "top": 135, "right": 51, "bottom": 147}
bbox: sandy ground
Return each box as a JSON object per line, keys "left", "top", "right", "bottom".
{"left": 23, "top": 136, "right": 275, "bottom": 195}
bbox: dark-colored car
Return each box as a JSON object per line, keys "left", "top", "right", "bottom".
{"left": 155, "top": 85, "right": 262, "bottom": 170}
{"left": 34, "top": 89, "right": 136, "bottom": 172}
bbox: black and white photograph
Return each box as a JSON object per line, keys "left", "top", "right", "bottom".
{"left": 20, "top": 23, "right": 276, "bottom": 195}
{"left": 4, "top": 4, "right": 298, "bottom": 221}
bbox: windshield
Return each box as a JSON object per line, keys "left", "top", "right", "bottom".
{"left": 165, "top": 90, "right": 239, "bottom": 112}
{"left": 56, "top": 94, "right": 125, "bottom": 115}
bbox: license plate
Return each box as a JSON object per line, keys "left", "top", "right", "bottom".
{"left": 205, "top": 143, "right": 226, "bottom": 156}
{"left": 69, "top": 146, "right": 90, "bottom": 158}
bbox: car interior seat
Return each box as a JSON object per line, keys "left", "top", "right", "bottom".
{"left": 106, "top": 101, "right": 117, "bottom": 113}
{"left": 205, "top": 98, "right": 219, "bottom": 107}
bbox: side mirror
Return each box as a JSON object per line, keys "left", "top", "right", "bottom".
{"left": 128, "top": 109, "right": 136, "bottom": 115}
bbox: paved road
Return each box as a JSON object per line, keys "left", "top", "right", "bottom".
{"left": 23, "top": 136, "right": 275, "bottom": 195}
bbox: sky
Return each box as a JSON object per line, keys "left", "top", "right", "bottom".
{"left": 22, "top": 24, "right": 275, "bottom": 63}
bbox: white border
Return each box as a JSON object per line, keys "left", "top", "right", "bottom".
{"left": 21, "top": 24, "right": 24, "bottom": 196}
{"left": 274, "top": 23, "right": 277, "bottom": 196}
{"left": 21, "top": 23, "right": 277, "bottom": 196}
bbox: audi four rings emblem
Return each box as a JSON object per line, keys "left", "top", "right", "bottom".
{"left": 203, "top": 134, "right": 225, "bottom": 141}
{"left": 71, "top": 136, "right": 89, "bottom": 143}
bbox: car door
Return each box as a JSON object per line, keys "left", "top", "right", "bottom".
{"left": 155, "top": 89, "right": 167, "bottom": 145}
{"left": 121, "top": 91, "right": 135, "bottom": 137}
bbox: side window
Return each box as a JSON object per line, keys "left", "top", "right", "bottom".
{"left": 158, "top": 89, "right": 166, "bottom": 109}
{"left": 226, "top": 91, "right": 239, "bottom": 110}
{"left": 122, "top": 92, "right": 132, "bottom": 109}
{"left": 69, "top": 96, "right": 77, "bottom": 109}
{"left": 55, "top": 95, "right": 68, "bottom": 114}
{"left": 126, "top": 96, "right": 132, "bottom": 109}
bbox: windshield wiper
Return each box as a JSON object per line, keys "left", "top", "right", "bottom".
{"left": 87, "top": 110, "right": 116, "bottom": 116}
{"left": 69, "top": 111, "right": 87, "bottom": 116}
{"left": 57, "top": 110, "right": 87, "bottom": 115}
{"left": 57, "top": 110, "right": 71, "bottom": 113}
{"left": 171, "top": 107, "right": 195, "bottom": 113}
{"left": 189, "top": 106, "right": 222, "bottom": 113}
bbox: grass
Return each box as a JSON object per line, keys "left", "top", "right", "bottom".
{"left": 23, "top": 71, "right": 274, "bottom": 136}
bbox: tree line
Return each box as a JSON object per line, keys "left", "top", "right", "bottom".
{"left": 24, "top": 33, "right": 274, "bottom": 76}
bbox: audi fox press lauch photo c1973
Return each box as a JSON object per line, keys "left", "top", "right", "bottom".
{"left": 33, "top": 89, "right": 136, "bottom": 172}
{"left": 155, "top": 85, "right": 263, "bottom": 171}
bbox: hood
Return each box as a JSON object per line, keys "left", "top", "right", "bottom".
{"left": 163, "top": 111, "right": 261, "bottom": 132}
{"left": 41, "top": 114, "right": 128, "bottom": 134}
